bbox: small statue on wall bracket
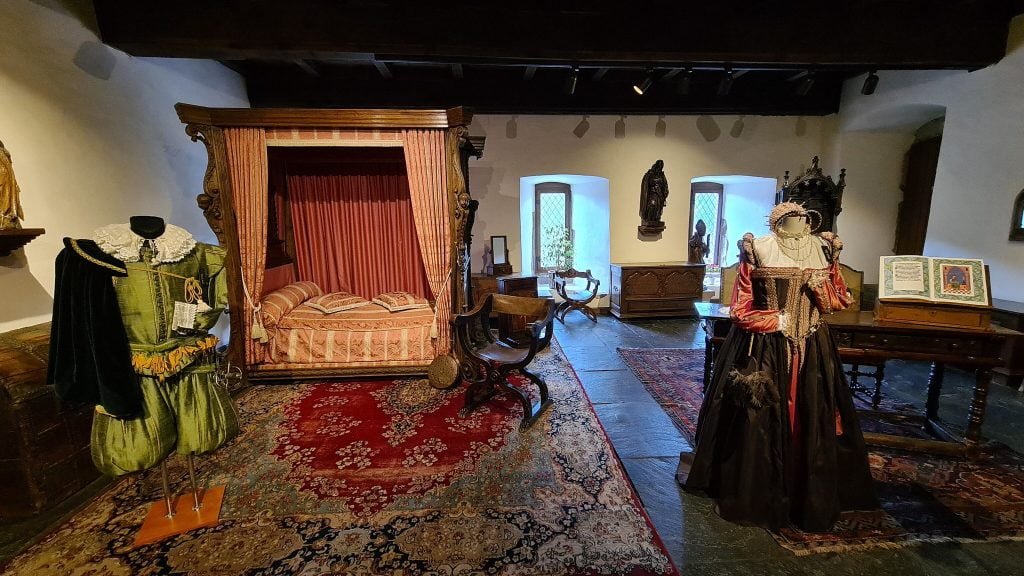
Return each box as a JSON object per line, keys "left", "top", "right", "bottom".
{"left": 688, "top": 219, "right": 710, "bottom": 264}
{"left": 0, "top": 139, "right": 25, "bottom": 230}
{"left": 638, "top": 159, "right": 669, "bottom": 235}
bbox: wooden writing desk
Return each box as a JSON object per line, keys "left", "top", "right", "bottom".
{"left": 695, "top": 302, "right": 1022, "bottom": 457}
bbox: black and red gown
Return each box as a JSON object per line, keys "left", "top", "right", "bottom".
{"left": 683, "top": 232, "right": 877, "bottom": 532}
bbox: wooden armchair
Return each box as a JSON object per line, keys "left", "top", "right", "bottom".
{"left": 454, "top": 293, "right": 556, "bottom": 431}
{"left": 552, "top": 268, "right": 601, "bottom": 323}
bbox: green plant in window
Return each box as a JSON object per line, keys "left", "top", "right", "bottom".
{"left": 543, "top": 226, "right": 574, "bottom": 271}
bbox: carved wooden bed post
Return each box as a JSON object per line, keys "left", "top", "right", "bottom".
{"left": 447, "top": 124, "right": 471, "bottom": 320}
{"left": 180, "top": 120, "right": 248, "bottom": 376}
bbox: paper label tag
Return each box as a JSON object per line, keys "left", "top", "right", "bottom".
{"left": 172, "top": 301, "right": 198, "bottom": 331}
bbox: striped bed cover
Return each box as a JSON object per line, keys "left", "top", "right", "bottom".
{"left": 266, "top": 303, "right": 434, "bottom": 365}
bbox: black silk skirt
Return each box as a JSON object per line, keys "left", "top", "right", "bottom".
{"left": 683, "top": 325, "right": 877, "bottom": 532}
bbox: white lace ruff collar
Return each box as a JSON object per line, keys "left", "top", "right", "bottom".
{"left": 93, "top": 223, "right": 197, "bottom": 264}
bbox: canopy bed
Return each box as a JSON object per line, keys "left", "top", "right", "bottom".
{"left": 175, "top": 104, "right": 483, "bottom": 381}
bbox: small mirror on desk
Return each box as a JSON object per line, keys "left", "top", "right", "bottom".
{"left": 491, "top": 236, "right": 508, "bottom": 265}
{"left": 490, "top": 235, "right": 512, "bottom": 275}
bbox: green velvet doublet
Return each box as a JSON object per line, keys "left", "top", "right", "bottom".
{"left": 91, "top": 242, "right": 239, "bottom": 477}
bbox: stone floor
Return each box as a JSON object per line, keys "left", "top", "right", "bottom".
{"left": 552, "top": 313, "right": 1024, "bottom": 576}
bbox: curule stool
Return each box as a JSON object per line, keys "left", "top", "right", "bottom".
{"left": 553, "top": 268, "right": 601, "bottom": 323}
{"left": 454, "top": 293, "right": 556, "bottom": 431}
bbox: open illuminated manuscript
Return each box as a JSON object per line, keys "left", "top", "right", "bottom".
{"left": 879, "top": 256, "right": 989, "bottom": 306}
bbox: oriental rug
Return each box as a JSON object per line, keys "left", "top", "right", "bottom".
{"left": 618, "top": 347, "right": 1024, "bottom": 556}
{"left": 1, "top": 340, "right": 677, "bottom": 576}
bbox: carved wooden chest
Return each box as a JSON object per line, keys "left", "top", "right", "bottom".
{"left": 0, "top": 323, "right": 99, "bottom": 517}
{"left": 609, "top": 262, "right": 706, "bottom": 319}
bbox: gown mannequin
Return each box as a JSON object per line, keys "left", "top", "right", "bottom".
{"left": 680, "top": 202, "right": 877, "bottom": 532}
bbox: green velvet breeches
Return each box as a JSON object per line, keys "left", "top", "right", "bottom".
{"left": 91, "top": 364, "right": 239, "bottom": 477}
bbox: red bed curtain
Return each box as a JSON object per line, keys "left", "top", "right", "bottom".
{"left": 402, "top": 130, "right": 451, "bottom": 354}
{"left": 288, "top": 157, "right": 431, "bottom": 300}
{"left": 225, "top": 127, "right": 269, "bottom": 365}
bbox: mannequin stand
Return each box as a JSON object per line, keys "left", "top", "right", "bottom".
{"left": 133, "top": 455, "right": 226, "bottom": 547}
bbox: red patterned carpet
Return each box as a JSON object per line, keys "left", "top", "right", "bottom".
{"left": 618, "top": 347, "right": 1024, "bottom": 555}
{"left": 1, "top": 340, "right": 677, "bottom": 575}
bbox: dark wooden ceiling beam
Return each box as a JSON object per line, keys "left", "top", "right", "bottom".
{"left": 240, "top": 66, "right": 847, "bottom": 116}
{"left": 93, "top": 0, "right": 1016, "bottom": 69}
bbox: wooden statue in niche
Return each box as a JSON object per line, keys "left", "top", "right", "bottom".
{"left": 639, "top": 159, "right": 669, "bottom": 235}
{"left": 688, "top": 219, "right": 710, "bottom": 264}
{"left": 776, "top": 155, "right": 846, "bottom": 234}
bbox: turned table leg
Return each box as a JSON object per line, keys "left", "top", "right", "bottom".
{"left": 925, "top": 362, "right": 945, "bottom": 421}
{"left": 965, "top": 368, "right": 994, "bottom": 446}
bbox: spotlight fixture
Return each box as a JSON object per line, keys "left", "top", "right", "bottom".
{"left": 796, "top": 71, "right": 815, "bottom": 96}
{"left": 566, "top": 65, "right": 580, "bottom": 96}
{"left": 633, "top": 69, "right": 655, "bottom": 95}
{"left": 677, "top": 67, "right": 693, "bottom": 95}
{"left": 717, "top": 68, "right": 734, "bottom": 96}
{"left": 861, "top": 70, "right": 879, "bottom": 95}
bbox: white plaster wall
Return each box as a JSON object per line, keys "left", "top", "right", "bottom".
{"left": 825, "top": 131, "right": 915, "bottom": 281}
{"left": 835, "top": 15, "right": 1024, "bottom": 300}
{"left": 718, "top": 178, "right": 777, "bottom": 266}
{"left": 569, "top": 179, "right": 612, "bottom": 296}
{"left": 0, "top": 0, "right": 249, "bottom": 331}
{"left": 469, "top": 114, "right": 831, "bottom": 276}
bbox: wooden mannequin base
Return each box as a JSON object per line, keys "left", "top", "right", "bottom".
{"left": 133, "top": 485, "right": 225, "bottom": 547}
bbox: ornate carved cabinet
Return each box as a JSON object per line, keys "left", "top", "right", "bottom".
{"left": 609, "top": 262, "right": 706, "bottom": 319}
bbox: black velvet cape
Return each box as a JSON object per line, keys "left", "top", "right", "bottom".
{"left": 48, "top": 238, "right": 141, "bottom": 418}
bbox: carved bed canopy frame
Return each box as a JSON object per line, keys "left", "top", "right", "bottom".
{"left": 174, "top": 103, "right": 483, "bottom": 380}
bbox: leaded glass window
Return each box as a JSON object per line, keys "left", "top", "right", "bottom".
{"left": 534, "top": 182, "right": 573, "bottom": 272}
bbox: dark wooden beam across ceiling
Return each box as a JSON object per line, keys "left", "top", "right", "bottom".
{"left": 92, "top": 1, "right": 1019, "bottom": 114}
{"left": 94, "top": 1, "right": 1015, "bottom": 68}
{"left": 240, "top": 65, "right": 846, "bottom": 115}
